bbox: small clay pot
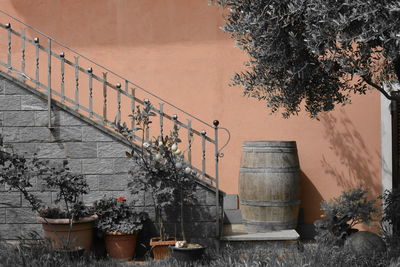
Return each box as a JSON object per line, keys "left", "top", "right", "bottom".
{"left": 105, "top": 232, "right": 137, "bottom": 261}
{"left": 149, "top": 237, "right": 176, "bottom": 260}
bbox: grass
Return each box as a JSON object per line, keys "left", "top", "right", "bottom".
{"left": 1, "top": 239, "right": 400, "bottom": 267}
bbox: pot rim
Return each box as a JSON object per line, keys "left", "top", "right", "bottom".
{"left": 37, "top": 214, "right": 98, "bottom": 224}
{"left": 105, "top": 231, "right": 137, "bottom": 236}
{"left": 171, "top": 246, "right": 206, "bottom": 251}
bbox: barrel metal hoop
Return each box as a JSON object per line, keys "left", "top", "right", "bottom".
{"left": 242, "top": 147, "right": 297, "bottom": 153}
{"left": 243, "top": 141, "right": 297, "bottom": 148}
{"left": 239, "top": 167, "right": 299, "bottom": 173}
{"left": 240, "top": 200, "right": 300, "bottom": 207}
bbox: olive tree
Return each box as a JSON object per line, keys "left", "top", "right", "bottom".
{"left": 212, "top": 0, "right": 400, "bottom": 118}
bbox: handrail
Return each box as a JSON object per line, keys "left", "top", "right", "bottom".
{"left": 0, "top": 9, "right": 214, "bottom": 129}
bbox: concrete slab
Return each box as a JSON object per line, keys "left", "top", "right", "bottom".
{"left": 221, "top": 229, "right": 299, "bottom": 241}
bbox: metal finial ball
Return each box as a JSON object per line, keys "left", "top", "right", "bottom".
{"left": 201, "top": 130, "right": 206, "bottom": 136}
{"left": 116, "top": 82, "right": 121, "bottom": 88}
{"left": 34, "top": 37, "right": 39, "bottom": 43}
{"left": 59, "top": 52, "right": 65, "bottom": 58}
{"left": 5, "top": 23, "right": 11, "bottom": 29}
{"left": 172, "top": 114, "right": 178, "bottom": 120}
{"left": 87, "top": 67, "right": 93, "bottom": 73}
{"left": 144, "top": 98, "right": 150, "bottom": 104}
{"left": 213, "top": 120, "right": 220, "bottom": 127}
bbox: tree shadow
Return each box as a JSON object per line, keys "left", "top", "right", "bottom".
{"left": 320, "top": 111, "right": 380, "bottom": 197}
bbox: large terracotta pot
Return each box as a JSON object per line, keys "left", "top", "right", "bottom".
{"left": 37, "top": 215, "right": 97, "bottom": 252}
{"left": 150, "top": 237, "right": 176, "bottom": 260}
{"left": 104, "top": 232, "right": 137, "bottom": 261}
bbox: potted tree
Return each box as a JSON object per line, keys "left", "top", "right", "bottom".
{"left": 0, "top": 135, "right": 96, "bottom": 253}
{"left": 93, "top": 196, "right": 148, "bottom": 261}
{"left": 114, "top": 100, "right": 205, "bottom": 261}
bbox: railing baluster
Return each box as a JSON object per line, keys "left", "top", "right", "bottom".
{"left": 88, "top": 67, "right": 93, "bottom": 118}
{"left": 131, "top": 88, "right": 136, "bottom": 132}
{"left": 213, "top": 120, "right": 220, "bottom": 238}
{"left": 144, "top": 99, "right": 150, "bottom": 141}
{"left": 102, "top": 72, "right": 108, "bottom": 125}
{"left": 159, "top": 103, "right": 164, "bottom": 137}
{"left": 60, "top": 52, "right": 65, "bottom": 103}
{"left": 34, "top": 37, "right": 40, "bottom": 88}
{"left": 74, "top": 56, "right": 79, "bottom": 110}
{"left": 125, "top": 80, "right": 129, "bottom": 93}
{"left": 187, "top": 120, "right": 192, "bottom": 165}
{"left": 20, "top": 28, "right": 25, "bottom": 81}
{"left": 6, "top": 23, "right": 11, "bottom": 70}
{"left": 47, "top": 38, "right": 52, "bottom": 128}
{"left": 201, "top": 130, "right": 207, "bottom": 179}
{"left": 116, "top": 83, "right": 122, "bottom": 123}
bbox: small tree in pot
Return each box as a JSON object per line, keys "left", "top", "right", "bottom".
{"left": 93, "top": 196, "right": 148, "bottom": 261}
{"left": 115, "top": 100, "right": 204, "bottom": 260}
{"left": 0, "top": 135, "right": 96, "bottom": 253}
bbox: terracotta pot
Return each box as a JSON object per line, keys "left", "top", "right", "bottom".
{"left": 37, "top": 215, "right": 97, "bottom": 252}
{"left": 149, "top": 237, "right": 176, "bottom": 260}
{"left": 104, "top": 232, "right": 137, "bottom": 261}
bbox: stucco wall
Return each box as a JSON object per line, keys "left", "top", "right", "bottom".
{"left": 0, "top": 0, "right": 382, "bottom": 225}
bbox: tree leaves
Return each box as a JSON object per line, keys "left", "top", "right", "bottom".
{"left": 214, "top": 0, "right": 400, "bottom": 117}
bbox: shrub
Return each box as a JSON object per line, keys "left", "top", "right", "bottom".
{"left": 381, "top": 189, "right": 400, "bottom": 257}
{"left": 314, "top": 187, "right": 377, "bottom": 246}
{"left": 93, "top": 196, "right": 148, "bottom": 234}
{"left": 114, "top": 101, "right": 198, "bottom": 241}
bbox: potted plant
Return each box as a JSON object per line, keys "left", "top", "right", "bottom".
{"left": 115, "top": 100, "right": 205, "bottom": 260}
{"left": 0, "top": 135, "right": 96, "bottom": 253}
{"left": 93, "top": 196, "right": 148, "bottom": 261}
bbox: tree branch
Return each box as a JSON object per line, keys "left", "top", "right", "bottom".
{"left": 362, "top": 76, "right": 397, "bottom": 100}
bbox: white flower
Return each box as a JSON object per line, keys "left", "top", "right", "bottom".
{"left": 155, "top": 153, "right": 162, "bottom": 160}
{"left": 171, "top": 143, "right": 178, "bottom": 152}
{"left": 158, "top": 141, "right": 163, "bottom": 147}
{"left": 143, "top": 142, "right": 150, "bottom": 149}
{"left": 175, "top": 241, "right": 187, "bottom": 248}
{"left": 184, "top": 167, "right": 191, "bottom": 174}
{"left": 175, "top": 162, "right": 182, "bottom": 169}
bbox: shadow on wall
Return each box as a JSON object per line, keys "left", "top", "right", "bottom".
{"left": 299, "top": 170, "right": 323, "bottom": 223}
{"left": 9, "top": 0, "right": 226, "bottom": 47}
{"left": 320, "top": 111, "right": 380, "bottom": 197}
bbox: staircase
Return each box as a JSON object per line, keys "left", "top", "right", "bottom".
{"left": 0, "top": 10, "right": 229, "bottom": 241}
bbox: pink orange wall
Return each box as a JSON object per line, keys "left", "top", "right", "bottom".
{"left": 0, "top": 0, "right": 382, "bottom": 224}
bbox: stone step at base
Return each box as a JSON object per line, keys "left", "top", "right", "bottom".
{"left": 221, "top": 229, "right": 299, "bottom": 241}
{"left": 220, "top": 227, "right": 300, "bottom": 250}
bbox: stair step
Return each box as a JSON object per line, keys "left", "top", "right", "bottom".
{"left": 221, "top": 229, "right": 299, "bottom": 241}
{"left": 223, "top": 209, "right": 243, "bottom": 224}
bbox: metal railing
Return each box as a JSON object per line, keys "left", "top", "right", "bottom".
{"left": 0, "top": 10, "right": 230, "bottom": 238}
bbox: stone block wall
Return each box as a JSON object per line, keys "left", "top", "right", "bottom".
{"left": 0, "top": 72, "right": 222, "bottom": 246}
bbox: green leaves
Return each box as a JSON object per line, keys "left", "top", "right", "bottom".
{"left": 314, "top": 187, "right": 377, "bottom": 246}
{"left": 94, "top": 197, "right": 148, "bottom": 234}
{"left": 215, "top": 0, "right": 400, "bottom": 117}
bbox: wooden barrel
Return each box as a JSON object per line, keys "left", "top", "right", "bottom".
{"left": 239, "top": 141, "right": 300, "bottom": 231}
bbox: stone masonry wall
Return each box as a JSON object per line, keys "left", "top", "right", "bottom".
{"left": 0, "top": 72, "right": 222, "bottom": 247}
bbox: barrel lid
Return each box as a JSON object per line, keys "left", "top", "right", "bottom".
{"left": 243, "top": 141, "right": 297, "bottom": 148}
